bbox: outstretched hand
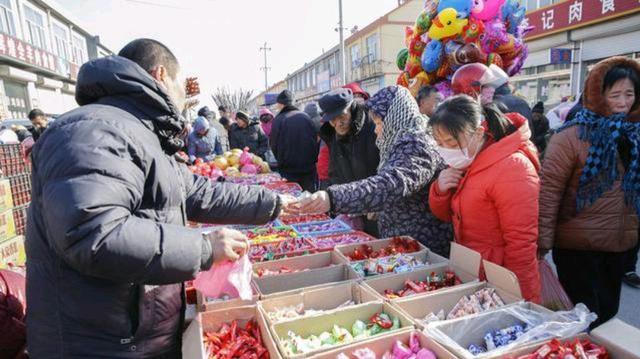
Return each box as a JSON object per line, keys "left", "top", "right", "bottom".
{"left": 290, "top": 191, "right": 331, "bottom": 214}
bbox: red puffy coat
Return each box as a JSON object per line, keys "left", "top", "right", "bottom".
{"left": 429, "top": 113, "right": 541, "bottom": 303}
{"left": 317, "top": 141, "right": 330, "bottom": 181}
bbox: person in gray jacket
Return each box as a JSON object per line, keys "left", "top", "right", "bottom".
{"left": 25, "top": 38, "right": 284, "bottom": 358}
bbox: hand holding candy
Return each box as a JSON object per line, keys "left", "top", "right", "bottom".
{"left": 292, "top": 191, "right": 331, "bottom": 214}
{"left": 205, "top": 228, "right": 250, "bottom": 263}
{"left": 279, "top": 194, "right": 298, "bottom": 217}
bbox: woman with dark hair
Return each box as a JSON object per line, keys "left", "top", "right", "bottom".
{"left": 428, "top": 95, "right": 541, "bottom": 302}
{"left": 294, "top": 86, "right": 453, "bottom": 256}
{"left": 539, "top": 56, "right": 640, "bottom": 326}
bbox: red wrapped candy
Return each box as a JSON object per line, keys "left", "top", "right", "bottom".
{"left": 348, "top": 237, "right": 421, "bottom": 261}
{"left": 203, "top": 320, "right": 269, "bottom": 359}
{"left": 383, "top": 271, "right": 462, "bottom": 299}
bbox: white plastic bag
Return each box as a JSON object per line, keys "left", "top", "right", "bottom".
{"left": 193, "top": 255, "right": 253, "bottom": 300}
{"left": 424, "top": 303, "right": 596, "bottom": 359}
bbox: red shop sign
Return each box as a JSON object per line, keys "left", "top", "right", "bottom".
{"left": 0, "top": 32, "right": 64, "bottom": 75}
{"left": 525, "top": 0, "right": 640, "bottom": 40}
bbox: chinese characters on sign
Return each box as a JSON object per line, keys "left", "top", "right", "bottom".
{"left": 0, "top": 32, "right": 69, "bottom": 77}
{"left": 525, "top": 0, "right": 640, "bottom": 39}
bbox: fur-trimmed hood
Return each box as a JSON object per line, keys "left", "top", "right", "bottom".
{"left": 583, "top": 56, "right": 640, "bottom": 117}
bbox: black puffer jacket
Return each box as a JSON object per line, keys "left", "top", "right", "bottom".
{"left": 25, "top": 56, "right": 280, "bottom": 358}
{"left": 228, "top": 121, "right": 269, "bottom": 158}
{"left": 271, "top": 105, "right": 318, "bottom": 174}
{"left": 319, "top": 103, "right": 379, "bottom": 185}
{"left": 494, "top": 84, "right": 535, "bottom": 140}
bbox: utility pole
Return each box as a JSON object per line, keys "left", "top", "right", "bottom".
{"left": 259, "top": 42, "right": 271, "bottom": 91}
{"left": 338, "top": 0, "right": 346, "bottom": 86}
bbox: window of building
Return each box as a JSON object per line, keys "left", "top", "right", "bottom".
{"left": 23, "top": 4, "right": 47, "bottom": 49}
{"left": 526, "top": 0, "right": 537, "bottom": 11}
{"left": 52, "top": 21, "right": 69, "bottom": 60}
{"left": 366, "top": 34, "right": 379, "bottom": 62}
{"left": 329, "top": 55, "right": 337, "bottom": 76}
{"left": 0, "top": 0, "right": 16, "bottom": 36}
{"left": 538, "top": 0, "right": 551, "bottom": 7}
{"left": 350, "top": 45, "right": 360, "bottom": 68}
{"left": 71, "top": 34, "right": 88, "bottom": 64}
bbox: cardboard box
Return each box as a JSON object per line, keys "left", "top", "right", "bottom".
{"left": 252, "top": 251, "right": 347, "bottom": 278}
{"left": 0, "top": 179, "right": 13, "bottom": 212}
{"left": 500, "top": 331, "right": 640, "bottom": 359}
{"left": 424, "top": 302, "right": 554, "bottom": 359}
{"left": 309, "top": 330, "right": 458, "bottom": 359}
{"left": 270, "top": 301, "right": 414, "bottom": 359}
{"left": 182, "top": 305, "right": 282, "bottom": 359}
{"left": 0, "top": 235, "right": 25, "bottom": 268}
{"left": 347, "top": 248, "right": 449, "bottom": 279}
{"left": 196, "top": 280, "right": 260, "bottom": 312}
{"left": 0, "top": 209, "right": 16, "bottom": 243}
{"left": 259, "top": 281, "right": 381, "bottom": 325}
{"left": 362, "top": 243, "right": 481, "bottom": 302}
{"left": 590, "top": 318, "right": 640, "bottom": 359}
{"left": 253, "top": 264, "right": 360, "bottom": 299}
{"left": 334, "top": 236, "right": 428, "bottom": 263}
{"left": 394, "top": 260, "right": 523, "bottom": 329}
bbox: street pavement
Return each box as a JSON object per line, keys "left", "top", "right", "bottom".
{"left": 544, "top": 253, "right": 640, "bottom": 329}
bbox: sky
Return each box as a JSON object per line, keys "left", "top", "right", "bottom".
{"left": 56, "top": 0, "right": 400, "bottom": 104}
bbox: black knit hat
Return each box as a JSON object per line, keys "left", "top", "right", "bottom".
{"left": 277, "top": 90, "right": 294, "bottom": 106}
{"left": 532, "top": 101, "right": 544, "bottom": 114}
{"left": 236, "top": 110, "right": 250, "bottom": 123}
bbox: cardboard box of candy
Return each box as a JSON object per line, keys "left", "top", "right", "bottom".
{"left": 424, "top": 302, "right": 571, "bottom": 359}
{"left": 334, "top": 236, "right": 428, "bottom": 263}
{"left": 311, "top": 231, "right": 377, "bottom": 252}
{"left": 250, "top": 237, "right": 317, "bottom": 263}
{"left": 347, "top": 248, "right": 449, "bottom": 279}
{"left": 253, "top": 264, "right": 360, "bottom": 299}
{"left": 279, "top": 213, "right": 331, "bottom": 226}
{"left": 362, "top": 243, "right": 481, "bottom": 302}
{"left": 292, "top": 219, "right": 352, "bottom": 237}
{"left": 309, "top": 330, "right": 458, "bottom": 359}
{"left": 182, "top": 305, "right": 282, "bottom": 359}
{"left": 252, "top": 251, "right": 347, "bottom": 278}
{"left": 394, "top": 260, "right": 523, "bottom": 330}
{"left": 195, "top": 280, "right": 260, "bottom": 313}
{"left": 246, "top": 225, "right": 299, "bottom": 245}
{"left": 270, "top": 301, "right": 414, "bottom": 359}
{"left": 258, "top": 281, "right": 381, "bottom": 325}
{"left": 500, "top": 332, "right": 635, "bottom": 359}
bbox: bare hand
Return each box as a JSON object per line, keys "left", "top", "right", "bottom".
{"left": 278, "top": 195, "right": 298, "bottom": 217}
{"left": 205, "top": 228, "right": 250, "bottom": 263}
{"left": 437, "top": 168, "right": 465, "bottom": 193}
{"left": 293, "top": 191, "right": 330, "bottom": 214}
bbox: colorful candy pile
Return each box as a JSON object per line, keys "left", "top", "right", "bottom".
{"left": 348, "top": 237, "right": 421, "bottom": 261}
{"left": 312, "top": 232, "right": 374, "bottom": 250}
{"left": 267, "top": 301, "right": 354, "bottom": 323}
{"left": 250, "top": 237, "right": 314, "bottom": 261}
{"left": 203, "top": 320, "right": 269, "bottom": 359}
{"left": 510, "top": 338, "right": 608, "bottom": 359}
{"left": 384, "top": 271, "right": 461, "bottom": 299}
{"left": 279, "top": 213, "right": 331, "bottom": 225}
{"left": 292, "top": 220, "right": 352, "bottom": 237}
{"left": 352, "top": 254, "right": 428, "bottom": 277}
{"left": 281, "top": 312, "right": 400, "bottom": 355}
{"left": 336, "top": 332, "right": 436, "bottom": 359}
{"left": 468, "top": 323, "right": 529, "bottom": 355}
{"left": 246, "top": 226, "right": 298, "bottom": 244}
{"left": 422, "top": 287, "right": 505, "bottom": 325}
{"left": 255, "top": 266, "right": 301, "bottom": 277}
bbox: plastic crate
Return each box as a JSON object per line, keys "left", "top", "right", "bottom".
{"left": 12, "top": 204, "right": 28, "bottom": 236}
{"left": 311, "top": 231, "right": 377, "bottom": 251}
{"left": 291, "top": 219, "right": 352, "bottom": 237}
{"left": 8, "top": 174, "right": 31, "bottom": 207}
{"left": 278, "top": 213, "right": 331, "bottom": 226}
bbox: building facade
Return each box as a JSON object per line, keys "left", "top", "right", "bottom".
{"left": 512, "top": 0, "right": 640, "bottom": 107}
{"left": 0, "top": 0, "right": 112, "bottom": 119}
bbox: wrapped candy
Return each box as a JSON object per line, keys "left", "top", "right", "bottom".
{"left": 255, "top": 266, "right": 302, "bottom": 277}
{"left": 250, "top": 237, "right": 315, "bottom": 262}
{"left": 351, "top": 254, "right": 429, "bottom": 277}
{"left": 383, "top": 271, "right": 462, "bottom": 299}
{"left": 203, "top": 320, "right": 268, "bottom": 359}
{"left": 263, "top": 181, "right": 303, "bottom": 197}
{"left": 279, "top": 213, "right": 331, "bottom": 226}
{"left": 510, "top": 338, "right": 608, "bottom": 359}
{"left": 468, "top": 323, "right": 529, "bottom": 354}
{"left": 292, "top": 220, "right": 352, "bottom": 237}
{"left": 246, "top": 226, "right": 298, "bottom": 244}
{"left": 267, "top": 300, "right": 354, "bottom": 323}
{"left": 347, "top": 237, "right": 421, "bottom": 261}
{"left": 445, "top": 287, "right": 505, "bottom": 320}
{"left": 312, "top": 232, "right": 374, "bottom": 250}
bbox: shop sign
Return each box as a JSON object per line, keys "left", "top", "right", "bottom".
{"left": 316, "top": 70, "right": 330, "bottom": 93}
{"left": 549, "top": 48, "right": 572, "bottom": 64}
{"left": 525, "top": 0, "right": 640, "bottom": 40}
{"left": 0, "top": 32, "right": 69, "bottom": 78}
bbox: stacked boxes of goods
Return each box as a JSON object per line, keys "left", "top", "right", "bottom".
{"left": 0, "top": 143, "right": 30, "bottom": 269}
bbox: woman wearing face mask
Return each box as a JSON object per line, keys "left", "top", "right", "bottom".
{"left": 294, "top": 86, "right": 453, "bottom": 256}
{"left": 429, "top": 95, "right": 541, "bottom": 303}
{"left": 539, "top": 57, "right": 640, "bottom": 326}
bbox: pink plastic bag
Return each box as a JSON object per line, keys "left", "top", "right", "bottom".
{"left": 539, "top": 259, "right": 573, "bottom": 311}
{"left": 193, "top": 256, "right": 253, "bottom": 300}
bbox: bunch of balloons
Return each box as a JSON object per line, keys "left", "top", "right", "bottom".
{"left": 396, "top": 0, "right": 530, "bottom": 96}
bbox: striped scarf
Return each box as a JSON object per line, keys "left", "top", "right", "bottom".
{"left": 559, "top": 108, "right": 640, "bottom": 214}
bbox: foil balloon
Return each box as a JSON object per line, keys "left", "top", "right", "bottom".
{"left": 461, "top": 17, "right": 484, "bottom": 43}
{"left": 405, "top": 55, "right": 424, "bottom": 78}
{"left": 471, "top": 0, "right": 506, "bottom": 21}
{"left": 428, "top": 8, "right": 468, "bottom": 41}
{"left": 397, "top": 48, "right": 409, "bottom": 71}
{"left": 422, "top": 40, "right": 444, "bottom": 73}
{"left": 445, "top": 41, "right": 485, "bottom": 68}
{"left": 437, "top": 0, "right": 473, "bottom": 18}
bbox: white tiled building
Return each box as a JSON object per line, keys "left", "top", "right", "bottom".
{"left": 0, "top": 0, "right": 112, "bottom": 119}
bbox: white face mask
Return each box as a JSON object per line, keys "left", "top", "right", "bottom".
{"left": 436, "top": 133, "right": 484, "bottom": 169}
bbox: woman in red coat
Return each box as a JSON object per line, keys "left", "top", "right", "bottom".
{"left": 428, "top": 95, "right": 541, "bottom": 303}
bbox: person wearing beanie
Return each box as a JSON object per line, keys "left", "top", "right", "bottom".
{"left": 228, "top": 111, "right": 269, "bottom": 159}
{"left": 531, "top": 101, "right": 550, "bottom": 154}
{"left": 198, "top": 106, "right": 229, "bottom": 152}
{"left": 188, "top": 116, "right": 223, "bottom": 163}
{"left": 343, "top": 82, "right": 370, "bottom": 104}
{"left": 318, "top": 88, "right": 380, "bottom": 237}
{"left": 304, "top": 102, "right": 322, "bottom": 133}
{"left": 271, "top": 90, "right": 319, "bottom": 191}
{"left": 259, "top": 107, "right": 275, "bottom": 138}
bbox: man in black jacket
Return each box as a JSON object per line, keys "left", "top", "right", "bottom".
{"left": 271, "top": 90, "right": 319, "bottom": 191}
{"left": 25, "top": 39, "right": 284, "bottom": 358}
{"left": 318, "top": 88, "right": 380, "bottom": 236}
{"left": 229, "top": 110, "right": 269, "bottom": 158}
{"left": 492, "top": 82, "right": 535, "bottom": 140}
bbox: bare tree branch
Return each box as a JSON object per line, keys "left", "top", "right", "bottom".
{"left": 211, "top": 87, "right": 255, "bottom": 113}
